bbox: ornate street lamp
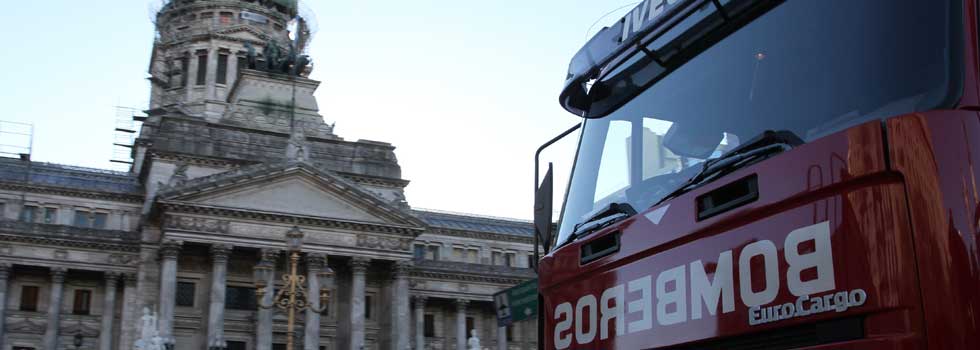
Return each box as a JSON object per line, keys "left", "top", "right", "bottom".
{"left": 254, "top": 226, "right": 334, "bottom": 350}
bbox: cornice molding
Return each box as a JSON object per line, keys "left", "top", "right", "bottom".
{"left": 151, "top": 152, "right": 251, "bottom": 168}
{"left": 338, "top": 172, "right": 410, "bottom": 189}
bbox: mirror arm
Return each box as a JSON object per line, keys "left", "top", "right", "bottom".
{"left": 533, "top": 123, "right": 583, "bottom": 273}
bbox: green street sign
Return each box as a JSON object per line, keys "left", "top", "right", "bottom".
{"left": 493, "top": 279, "right": 538, "bottom": 326}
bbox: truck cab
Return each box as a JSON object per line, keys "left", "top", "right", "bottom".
{"left": 537, "top": 0, "right": 980, "bottom": 348}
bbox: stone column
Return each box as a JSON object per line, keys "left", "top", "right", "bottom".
{"left": 44, "top": 267, "right": 67, "bottom": 350}
{"left": 305, "top": 253, "right": 326, "bottom": 350}
{"left": 413, "top": 296, "right": 426, "bottom": 350}
{"left": 0, "top": 263, "right": 11, "bottom": 347}
{"left": 119, "top": 273, "right": 139, "bottom": 350}
{"left": 206, "top": 48, "right": 218, "bottom": 100}
{"left": 186, "top": 53, "right": 198, "bottom": 101}
{"left": 227, "top": 52, "right": 239, "bottom": 87}
{"left": 349, "top": 258, "right": 370, "bottom": 350}
{"left": 454, "top": 300, "right": 467, "bottom": 350}
{"left": 497, "top": 326, "right": 506, "bottom": 350}
{"left": 255, "top": 250, "right": 279, "bottom": 350}
{"left": 158, "top": 240, "right": 182, "bottom": 345}
{"left": 100, "top": 272, "right": 120, "bottom": 350}
{"left": 392, "top": 262, "right": 411, "bottom": 350}
{"left": 207, "top": 244, "right": 233, "bottom": 350}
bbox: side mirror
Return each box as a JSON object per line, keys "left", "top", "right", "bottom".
{"left": 534, "top": 164, "right": 554, "bottom": 254}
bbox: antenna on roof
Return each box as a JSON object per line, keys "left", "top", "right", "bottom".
{"left": 0, "top": 120, "right": 34, "bottom": 161}
{"left": 111, "top": 107, "right": 146, "bottom": 172}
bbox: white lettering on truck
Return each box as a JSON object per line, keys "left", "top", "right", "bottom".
{"left": 552, "top": 221, "right": 868, "bottom": 349}
{"left": 621, "top": 0, "right": 682, "bottom": 42}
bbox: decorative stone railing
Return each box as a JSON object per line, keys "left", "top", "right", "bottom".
{"left": 0, "top": 220, "right": 140, "bottom": 244}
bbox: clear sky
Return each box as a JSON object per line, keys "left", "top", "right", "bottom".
{"left": 0, "top": 1, "right": 638, "bottom": 220}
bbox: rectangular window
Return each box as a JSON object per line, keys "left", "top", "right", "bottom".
{"left": 505, "top": 253, "right": 516, "bottom": 267}
{"left": 528, "top": 254, "right": 535, "bottom": 268}
{"left": 176, "top": 282, "right": 195, "bottom": 307}
{"left": 453, "top": 247, "right": 465, "bottom": 262}
{"left": 42, "top": 207, "right": 57, "bottom": 224}
{"left": 466, "top": 317, "right": 475, "bottom": 337}
{"left": 424, "top": 314, "right": 435, "bottom": 337}
{"left": 492, "top": 252, "right": 502, "bottom": 266}
{"left": 93, "top": 212, "right": 108, "bottom": 229}
{"left": 196, "top": 54, "right": 208, "bottom": 86}
{"left": 468, "top": 249, "right": 479, "bottom": 264}
{"left": 219, "top": 12, "right": 234, "bottom": 25}
{"left": 74, "top": 210, "right": 91, "bottom": 227}
{"left": 272, "top": 344, "right": 286, "bottom": 350}
{"left": 226, "top": 341, "right": 246, "bottom": 350}
{"left": 225, "top": 286, "right": 257, "bottom": 310}
{"left": 414, "top": 244, "right": 426, "bottom": 260}
{"left": 365, "top": 295, "right": 373, "bottom": 320}
{"left": 426, "top": 246, "right": 440, "bottom": 260}
{"left": 216, "top": 54, "right": 228, "bottom": 85}
{"left": 73, "top": 289, "right": 92, "bottom": 315}
{"left": 237, "top": 56, "right": 247, "bottom": 74}
{"left": 200, "top": 12, "right": 214, "bottom": 20}
{"left": 13, "top": 347, "right": 35, "bottom": 350}
{"left": 180, "top": 56, "right": 190, "bottom": 87}
{"left": 506, "top": 325, "right": 514, "bottom": 342}
{"left": 19, "top": 205, "right": 38, "bottom": 223}
{"left": 20, "top": 286, "right": 39, "bottom": 311}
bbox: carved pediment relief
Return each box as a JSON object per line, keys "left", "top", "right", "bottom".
{"left": 6, "top": 318, "right": 44, "bottom": 334}
{"left": 198, "top": 177, "right": 385, "bottom": 223}
{"left": 213, "top": 26, "right": 268, "bottom": 43}
{"left": 60, "top": 321, "right": 100, "bottom": 338}
{"left": 160, "top": 163, "right": 427, "bottom": 231}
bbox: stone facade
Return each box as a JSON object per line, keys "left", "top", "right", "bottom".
{"left": 0, "top": 1, "right": 537, "bottom": 350}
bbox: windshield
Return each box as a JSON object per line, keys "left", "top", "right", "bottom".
{"left": 556, "top": 0, "right": 961, "bottom": 247}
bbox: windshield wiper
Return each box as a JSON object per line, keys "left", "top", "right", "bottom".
{"left": 565, "top": 202, "right": 638, "bottom": 245}
{"left": 652, "top": 130, "right": 804, "bottom": 208}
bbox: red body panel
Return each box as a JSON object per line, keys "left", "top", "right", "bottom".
{"left": 540, "top": 122, "right": 925, "bottom": 349}
{"left": 539, "top": 1, "right": 980, "bottom": 348}
{"left": 887, "top": 112, "right": 980, "bottom": 349}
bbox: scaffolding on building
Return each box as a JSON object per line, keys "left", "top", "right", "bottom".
{"left": 111, "top": 107, "right": 146, "bottom": 172}
{"left": 0, "top": 120, "right": 34, "bottom": 160}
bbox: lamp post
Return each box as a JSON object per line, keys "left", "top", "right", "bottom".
{"left": 254, "top": 226, "right": 334, "bottom": 350}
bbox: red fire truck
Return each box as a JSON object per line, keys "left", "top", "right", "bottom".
{"left": 533, "top": 0, "right": 980, "bottom": 349}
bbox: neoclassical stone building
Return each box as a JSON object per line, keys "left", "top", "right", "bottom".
{"left": 0, "top": 1, "right": 537, "bottom": 350}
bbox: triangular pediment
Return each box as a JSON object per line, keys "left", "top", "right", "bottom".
{"left": 199, "top": 177, "right": 384, "bottom": 222}
{"left": 158, "top": 162, "right": 425, "bottom": 229}
{"left": 214, "top": 26, "right": 268, "bottom": 43}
